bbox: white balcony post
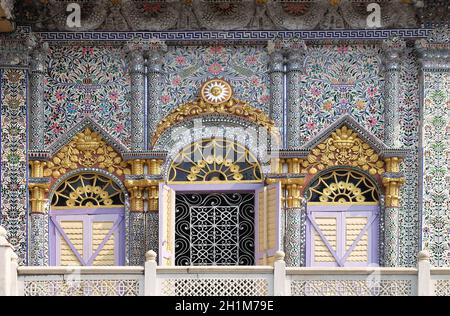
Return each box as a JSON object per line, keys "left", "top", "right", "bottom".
{"left": 0, "top": 226, "right": 15, "bottom": 296}
{"left": 273, "top": 251, "right": 286, "bottom": 296}
{"left": 144, "top": 250, "right": 158, "bottom": 296}
{"left": 417, "top": 250, "right": 432, "bottom": 296}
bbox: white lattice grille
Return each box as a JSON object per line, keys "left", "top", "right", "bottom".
{"left": 161, "top": 278, "right": 268, "bottom": 296}
{"left": 290, "top": 280, "right": 412, "bottom": 296}
{"left": 434, "top": 280, "right": 450, "bottom": 296}
{"left": 24, "top": 279, "right": 140, "bottom": 296}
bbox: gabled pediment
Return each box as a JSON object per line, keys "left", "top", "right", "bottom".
{"left": 48, "top": 117, "right": 128, "bottom": 156}
{"left": 44, "top": 117, "right": 130, "bottom": 179}
{"left": 302, "top": 115, "right": 387, "bottom": 153}
{"left": 300, "top": 115, "right": 390, "bottom": 176}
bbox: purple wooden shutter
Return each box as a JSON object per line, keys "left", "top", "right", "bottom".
{"left": 306, "top": 205, "right": 379, "bottom": 267}
{"left": 50, "top": 208, "right": 125, "bottom": 266}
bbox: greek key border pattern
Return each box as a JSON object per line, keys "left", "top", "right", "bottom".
{"left": 37, "top": 29, "right": 435, "bottom": 42}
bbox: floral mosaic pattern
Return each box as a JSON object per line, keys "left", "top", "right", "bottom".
{"left": 300, "top": 44, "right": 384, "bottom": 142}
{"left": 398, "top": 47, "right": 420, "bottom": 267}
{"left": 44, "top": 45, "right": 131, "bottom": 147}
{"left": 161, "top": 45, "right": 270, "bottom": 115}
{"left": 422, "top": 72, "right": 450, "bottom": 267}
{"left": 0, "top": 69, "right": 28, "bottom": 264}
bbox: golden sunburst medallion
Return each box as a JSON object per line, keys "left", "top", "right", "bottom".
{"left": 200, "top": 79, "right": 232, "bottom": 104}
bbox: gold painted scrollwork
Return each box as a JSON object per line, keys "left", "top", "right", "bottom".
{"left": 152, "top": 79, "right": 280, "bottom": 146}
{"left": 169, "top": 138, "right": 262, "bottom": 183}
{"left": 307, "top": 170, "right": 379, "bottom": 204}
{"left": 44, "top": 128, "right": 131, "bottom": 178}
{"left": 302, "top": 126, "right": 385, "bottom": 175}
{"left": 51, "top": 173, "right": 125, "bottom": 208}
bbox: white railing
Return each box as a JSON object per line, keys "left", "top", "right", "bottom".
{"left": 1, "top": 226, "right": 449, "bottom": 296}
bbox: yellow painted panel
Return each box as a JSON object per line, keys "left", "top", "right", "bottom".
{"left": 345, "top": 216, "right": 369, "bottom": 262}
{"left": 258, "top": 191, "right": 265, "bottom": 253}
{"left": 314, "top": 217, "right": 337, "bottom": 263}
{"left": 267, "top": 186, "right": 277, "bottom": 250}
{"left": 92, "top": 221, "right": 115, "bottom": 266}
{"left": 59, "top": 221, "right": 83, "bottom": 266}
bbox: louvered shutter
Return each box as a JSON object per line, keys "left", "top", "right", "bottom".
{"left": 255, "top": 182, "right": 281, "bottom": 265}
{"left": 159, "top": 183, "right": 176, "bottom": 266}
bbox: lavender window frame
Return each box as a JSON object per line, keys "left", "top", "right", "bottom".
{"left": 161, "top": 183, "right": 265, "bottom": 266}
{"left": 49, "top": 207, "right": 125, "bottom": 266}
{"left": 305, "top": 204, "right": 379, "bottom": 267}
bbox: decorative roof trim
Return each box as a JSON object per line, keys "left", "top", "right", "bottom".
{"left": 301, "top": 114, "right": 387, "bottom": 154}
{"left": 48, "top": 116, "right": 128, "bottom": 157}
{"left": 152, "top": 98, "right": 279, "bottom": 147}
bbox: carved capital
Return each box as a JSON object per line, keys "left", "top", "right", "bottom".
{"left": 382, "top": 36, "right": 406, "bottom": 71}
{"left": 147, "top": 159, "right": 163, "bottom": 175}
{"left": 146, "top": 39, "right": 167, "bottom": 73}
{"left": 415, "top": 27, "right": 450, "bottom": 71}
{"left": 127, "top": 186, "right": 144, "bottom": 212}
{"left": 382, "top": 176, "right": 405, "bottom": 208}
{"left": 29, "top": 182, "right": 50, "bottom": 214}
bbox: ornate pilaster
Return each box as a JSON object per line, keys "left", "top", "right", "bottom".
{"left": 126, "top": 40, "right": 146, "bottom": 151}
{"left": 28, "top": 35, "right": 48, "bottom": 151}
{"left": 145, "top": 159, "right": 163, "bottom": 255}
{"left": 268, "top": 165, "right": 305, "bottom": 266}
{"left": 123, "top": 150, "right": 166, "bottom": 264}
{"left": 124, "top": 159, "right": 145, "bottom": 265}
{"left": 415, "top": 27, "right": 450, "bottom": 266}
{"left": 146, "top": 40, "right": 167, "bottom": 148}
{"left": 146, "top": 159, "right": 162, "bottom": 212}
{"left": 382, "top": 37, "right": 405, "bottom": 148}
{"left": 382, "top": 156, "right": 405, "bottom": 266}
{"left": 28, "top": 159, "right": 50, "bottom": 266}
{"left": 285, "top": 38, "right": 306, "bottom": 149}
{"left": 267, "top": 44, "right": 284, "bottom": 140}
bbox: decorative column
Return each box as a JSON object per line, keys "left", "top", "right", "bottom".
{"left": 283, "top": 157, "right": 305, "bottom": 266}
{"left": 146, "top": 40, "right": 167, "bottom": 148}
{"left": 415, "top": 27, "right": 450, "bottom": 267}
{"left": 28, "top": 160, "right": 50, "bottom": 266}
{"left": 382, "top": 37, "right": 405, "bottom": 148}
{"left": 285, "top": 38, "right": 306, "bottom": 149}
{"left": 125, "top": 159, "right": 146, "bottom": 265}
{"left": 125, "top": 40, "right": 146, "bottom": 151}
{"left": 145, "top": 159, "right": 164, "bottom": 256}
{"left": 382, "top": 157, "right": 405, "bottom": 266}
{"left": 27, "top": 34, "right": 50, "bottom": 266}
{"left": 267, "top": 43, "right": 284, "bottom": 140}
{"left": 28, "top": 37, "right": 48, "bottom": 151}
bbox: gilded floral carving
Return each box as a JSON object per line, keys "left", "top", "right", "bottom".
{"left": 43, "top": 128, "right": 131, "bottom": 178}
{"left": 302, "top": 125, "right": 385, "bottom": 175}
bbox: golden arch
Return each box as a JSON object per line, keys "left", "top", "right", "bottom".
{"left": 151, "top": 80, "right": 280, "bottom": 146}
{"left": 51, "top": 173, "right": 125, "bottom": 208}
{"left": 306, "top": 169, "right": 379, "bottom": 205}
{"left": 168, "top": 138, "right": 263, "bottom": 183}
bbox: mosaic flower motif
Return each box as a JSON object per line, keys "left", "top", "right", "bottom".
{"left": 208, "top": 62, "right": 224, "bottom": 75}
{"left": 162, "top": 46, "right": 270, "bottom": 114}
{"left": 300, "top": 44, "right": 384, "bottom": 141}
{"left": 44, "top": 45, "right": 131, "bottom": 146}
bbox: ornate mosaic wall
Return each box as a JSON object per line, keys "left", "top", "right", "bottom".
{"left": 43, "top": 44, "right": 131, "bottom": 147}
{"left": 0, "top": 69, "right": 28, "bottom": 264}
{"left": 299, "top": 44, "right": 384, "bottom": 142}
{"left": 161, "top": 45, "right": 270, "bottom": 115}
{"left": 397, "top": 47, "right": 420, "bottom": 267}
{"left": 422, "top": 72, "right": 450, "bottom": 267}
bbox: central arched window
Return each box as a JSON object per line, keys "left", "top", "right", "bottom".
{"left": 49, "top": 173, "right": 125, "bottom": 266}
{"left": 305, "top": 169, "right": 380, "bottom": 267}
{"left": 160, "top": 138, "right": 279, "bottom": 267}
{"left": 168, "top": 138, "right": 262, "bottom": 183}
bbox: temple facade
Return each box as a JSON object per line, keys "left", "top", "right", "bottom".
{"left": 0, "top": 0, "right": 449, "bottom": 296}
